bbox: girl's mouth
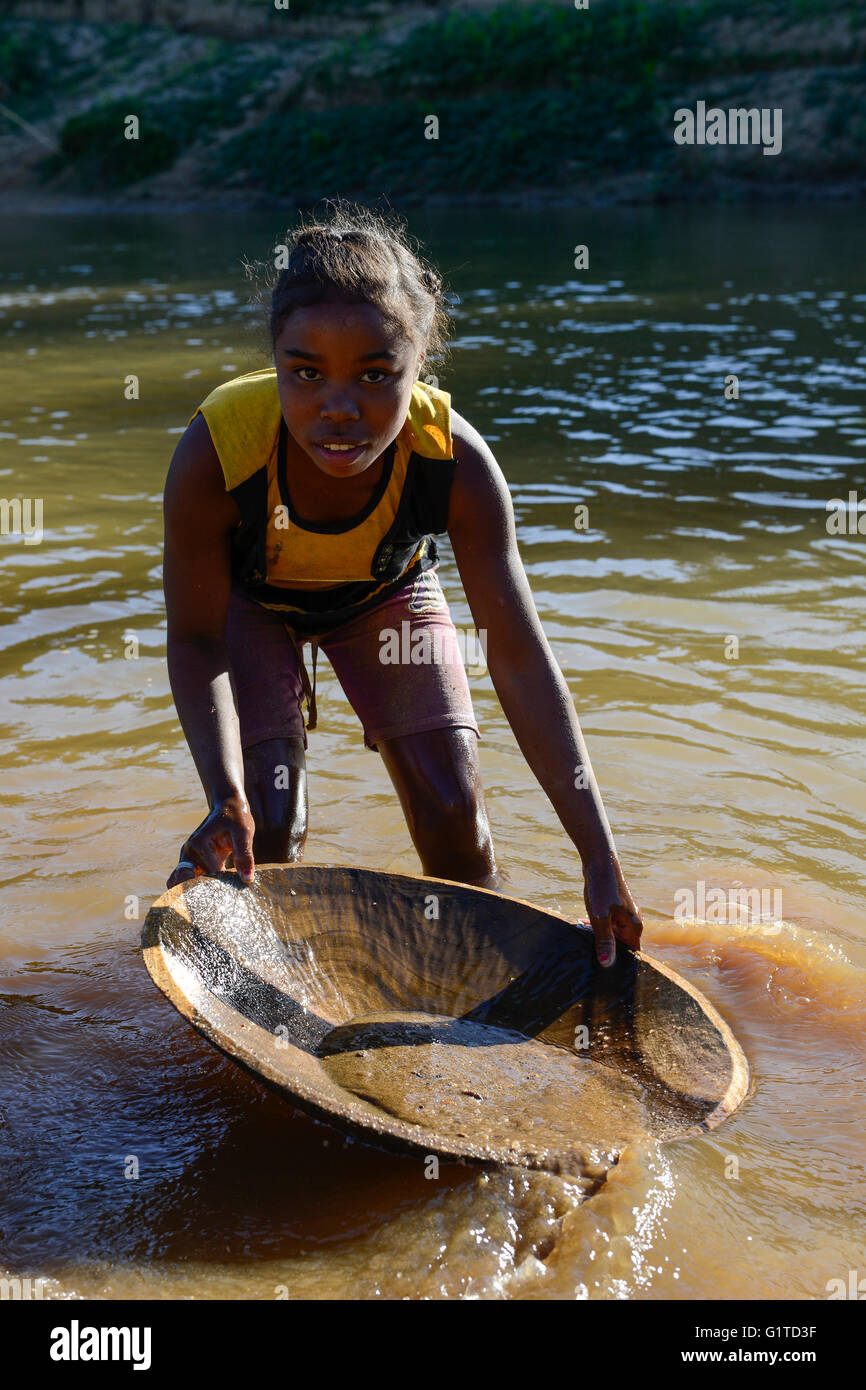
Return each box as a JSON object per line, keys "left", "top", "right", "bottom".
{"left": 314, "top": 440, "right": 369, "bottom": 466}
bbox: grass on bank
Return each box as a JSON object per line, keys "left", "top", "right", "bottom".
{"left": 0, "top": 0, "right": 862, "bottom": 196}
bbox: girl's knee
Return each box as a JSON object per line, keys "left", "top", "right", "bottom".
{"left": 424, "top": 783, "right": 486, "bottom": 838}
{"left": 252, "top": 824, "right": 306, "bottom": 865}
{"left": 415, "top": 784, "right": 494, "bottom": 875}
{"left": 242, "top": 737, "right": 308, "bottom": 859}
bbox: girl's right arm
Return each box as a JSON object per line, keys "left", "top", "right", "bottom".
{"left": 162, "top": 412, "right": 256, "bottom": 886}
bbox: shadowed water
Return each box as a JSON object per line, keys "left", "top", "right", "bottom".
{"left": 0, "top": 205, "right": 864, "bottom": 1299}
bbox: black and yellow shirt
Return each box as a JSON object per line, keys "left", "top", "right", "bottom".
{"left": 189, "top": 368, "right": 456, "bottom": 636}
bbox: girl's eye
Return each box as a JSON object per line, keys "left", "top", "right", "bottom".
{"left": 293, "top": 367, "right": 390, "bottom": 383}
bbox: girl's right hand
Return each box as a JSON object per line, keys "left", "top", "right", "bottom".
{"left": 166, "top": 795, "right": 256, "bottom": 888}
{"left": 582, "top": 853, "right": 643, "bottom": 969}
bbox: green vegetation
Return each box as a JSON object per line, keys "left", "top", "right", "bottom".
{"left": 213, "top": 0, "right": 865, "bottom": 196}
{"left": 47, "top": 97, "right": 179, "bottom": 187}
{"left": 372, "top": 1, "right": 697, "bottom": 93}
{"left": 215, "top": 86, "right": 672, "bottom": 199}
{"left": 0, "top": 0, "right": 862, "bottom": 202}
{"left": 285, "top": 0, "right": 387, "bottom": 11}
{"left": 0, "top": 19, "right": 63, "bottom": 110}
{"left": 40, "top": 41, "right": 270, "bottom": 188}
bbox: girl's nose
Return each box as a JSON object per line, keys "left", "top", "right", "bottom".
{"left": 320, "top": 393, "right": 361, "bottom": 420}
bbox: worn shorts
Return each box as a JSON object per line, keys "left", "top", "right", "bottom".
{"left": 224, "top": 566, "right": 482, "bottom": 753}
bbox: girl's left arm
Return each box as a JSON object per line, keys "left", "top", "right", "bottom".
{"left": 447, "top": 412, "right": 642, "bottom": 966}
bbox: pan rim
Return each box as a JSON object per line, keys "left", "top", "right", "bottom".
{"left": 141, "top": 863, "right": 751, "bottom": 1173}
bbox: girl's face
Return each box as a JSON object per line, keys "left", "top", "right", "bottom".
{"left": 274, "top": 298, "right": 424, "bottom": 479}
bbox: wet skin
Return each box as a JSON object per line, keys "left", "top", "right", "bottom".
{"left": 162, "top": 296, "right": 642, "bottom": 963}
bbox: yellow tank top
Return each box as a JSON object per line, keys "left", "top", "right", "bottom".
{"left": 189, "top": 367, "right": 453, "bottom": 590}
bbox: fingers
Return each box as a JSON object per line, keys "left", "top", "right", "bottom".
{"left": 186, "top": 820, "right": 233, "bottom": 877}
{"left": 165, "top": 813, "right": 256, "bottom": 892}
{"left": 593, "top": 925, "right": 617, "bottom": 969}
{"left": 612, "top": 903, "right": 643, "bottom": 952}
{"left": 194, "top": 836, "right": 227, "bottom": 877}
{"left": 591, "top": 907, "right": 642, "bottom": 969}
{"left": 166, "top": 856, "right": 199, "bottom": 889}
{"left": 230, "top": 822, "right": 255, "bottom": 885}
{"left": 165, "top": 829, "right": 219, "bottom": 889}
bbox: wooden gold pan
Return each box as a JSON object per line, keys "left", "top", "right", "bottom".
{"left": 142, "top": 865, "right": 749, "bottom": 1178}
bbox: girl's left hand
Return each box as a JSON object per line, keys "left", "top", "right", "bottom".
{"left": 582, "top": 855, "right": 643, "bottom": 969}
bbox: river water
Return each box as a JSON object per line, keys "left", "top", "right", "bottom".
{"left": 0, "top": 204, "right": 864, "bottom": 1300}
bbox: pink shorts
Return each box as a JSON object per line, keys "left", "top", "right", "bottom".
{"left": 224, "top": 566, "right": 482, "bottom": 753}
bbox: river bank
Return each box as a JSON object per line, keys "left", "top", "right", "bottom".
{"left": 1, "top": 0, "right": 864, "bottom": 208}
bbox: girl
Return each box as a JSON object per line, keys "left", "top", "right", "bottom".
{"left": 162, "top": 204, "right": 642, "bottom": 968}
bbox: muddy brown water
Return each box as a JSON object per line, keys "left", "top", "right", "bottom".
{"left": 0, "top": 205, "right": 864, "bottom": 1299}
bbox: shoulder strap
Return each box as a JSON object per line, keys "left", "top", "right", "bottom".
{"left": 402, "top": 380, "right": 453, "bottom": 460}
{"left": 370, "top": 382, "right": 457, "bottom": 581}
{"left": 191, "top": 369, "right": 282, "bottom": 491}
{"left": 226, "top": 466, "right": 270, "bottom": 587}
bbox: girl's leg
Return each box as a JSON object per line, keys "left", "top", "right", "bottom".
{"left": 224, "top": 590, "right": 310, "bottom": 864}
{"left": 321, "top": 566, "right": 499, "bottom": 888}
{"left": 242, "top": 736, "right": 308, "bottom": 864}
{"left": 377, "top": 726, "right": 499, "bottom": 888}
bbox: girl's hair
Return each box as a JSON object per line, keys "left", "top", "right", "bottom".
{"left": 243, "top": 199, "right": 451, "bottom": 374}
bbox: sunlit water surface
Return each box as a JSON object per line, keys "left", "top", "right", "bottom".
{"left": 0, "top": 206, "right": 864, "bottom": 1300}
